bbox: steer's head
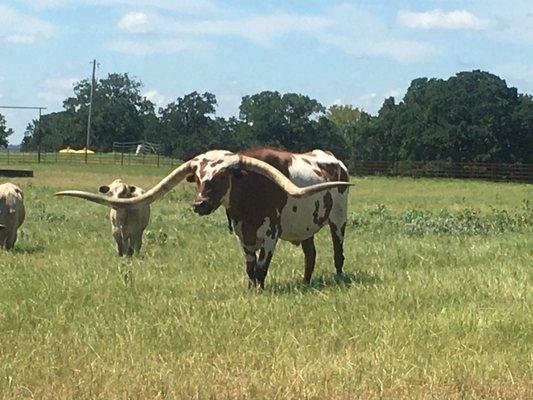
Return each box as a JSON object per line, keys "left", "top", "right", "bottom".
{"left": 186, "top": 150, "right": 240, "bottom": 215}
{"left": 99, "top": 179, "right": 137, "bottom": 199}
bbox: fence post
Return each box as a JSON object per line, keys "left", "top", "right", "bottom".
{"left": 157, "top": 153, "right": 160, "bottom": 168}
{"left": 121, "top": 148, "right": 124, "bottom": 166}
{"left": 7, "top": 149, "right": 9, "bottom": 165}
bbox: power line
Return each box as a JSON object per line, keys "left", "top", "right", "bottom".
{"left": 0, "top": 106, "right": 47, "bottom": 110}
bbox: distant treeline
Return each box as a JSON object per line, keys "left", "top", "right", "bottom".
{"left": 11, "top": 70, "right": 533, "bottom": 164}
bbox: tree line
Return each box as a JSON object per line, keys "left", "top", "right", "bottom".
{"left": 12, "top": 70, "right": 533, "bottom": 164}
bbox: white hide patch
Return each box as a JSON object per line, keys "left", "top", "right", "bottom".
{"left": 192, "top": 150, "right": 240, "bottom": 182}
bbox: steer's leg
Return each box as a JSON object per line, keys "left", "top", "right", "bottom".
{"left": 329, "top": 221, "right": 346, "bottom": 276}
{"left": 113, "top": 230, "right": 125, "bottom": 257}
{"left": 5, "top": 229, "right": 17, "bottom": 250}
{"left": 242, "top": 246, "right": 257, "bottom": 288}
{"left": 132, "top": 231, "right": 143, "bottom": 254}
{"left": 0, "top": 227, "right": 7, "bottom": 248}
{"left": 254, "top": 236, "right": 278, "bottom": 289}
{"left": 301, "top": 236, "right": 316, "bottom": 284}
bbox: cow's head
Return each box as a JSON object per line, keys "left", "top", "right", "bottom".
{"left": 99, "top": 179, "right": 137, "bottom": 199}
{"left": 186, "top": 150, "right": 240, "bottom": 215}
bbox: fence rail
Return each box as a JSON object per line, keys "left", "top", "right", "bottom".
{"left": 0, "top": 151, "right": 179, "bottom": 167}
{"left": 0, "top": 151, "right": 531, "bottom": 182}
{"left": 350, "top": 160, "right": 533, "bottom": 183}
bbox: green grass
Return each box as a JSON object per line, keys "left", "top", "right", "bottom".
{"left": 0, "top": 163, "right": 531, "bottom": 399}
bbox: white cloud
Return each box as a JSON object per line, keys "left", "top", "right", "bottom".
{"left": 311, "top": 4, "right": 435, "bottom": 62}
{"left": 397, "top": 9, "right": 490, "bottom": 30}
{"left": 107, "top": 38, "right": 209, "bottom": 55}
{"left": 116, "top": 12, "right": 332, "bottom": 46}
{"left": 6, "top": 34, "right": 36, "bottom": 44}
{"left": 117, "top": 11, "right": 153, "bottom": 33}
{"left": 0, "top": 4, "right": 56, "bottom": 44}
{"left": 37, "top": 77, "right": 78, "bottom": 105}
{"left": 114, "top": 5, "right": 432, "bottom": 62}
{"left": 320, "top": 33, "right": 434, "bottom": 62}
{"left": 23, "top": 0, "right": 220, "bottom": 14}
{"left": 143, "top": 89, "right": 166, "bottom": 106}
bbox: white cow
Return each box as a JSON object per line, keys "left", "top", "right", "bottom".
{"left": 0, "top": 183, "right": 25, "bottom": 249}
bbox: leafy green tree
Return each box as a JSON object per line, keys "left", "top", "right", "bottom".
{"left": 239, "top": 91, "right": 328, "bottom": 151}
{"left": 63, "top": 73, "right": 156, "bottom": 151}
{"left": 157, "top": 91, "right": 218, "bottom": 159}
{"left": 369, "top": 70, "right": 530, "bottom": 163}
{"left": 0, "top": 113, "right": 13, "bottom": 148}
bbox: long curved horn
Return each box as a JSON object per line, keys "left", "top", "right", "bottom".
{"left": 55, "top": 160, "right": 193, "bottom": 208}
{"left": 234, "top": 155, "right": 352, "bottom": 197}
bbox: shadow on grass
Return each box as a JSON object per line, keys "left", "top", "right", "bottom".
{"left": 269, "top": 270, "right": 382, "bottom": 295}
{"left": 10, "top": 244, "right": 45, "bottom": 255}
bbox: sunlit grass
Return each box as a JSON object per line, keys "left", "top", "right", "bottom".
{"left": 0, "top": 163, "right": 531, "bottom": 399}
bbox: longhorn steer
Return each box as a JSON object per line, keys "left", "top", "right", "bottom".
{"left": 56, "top": 148, "right": 351, "bottom": 288}
{"left": 0, "top": 183, "right": 26, "bottom": 249}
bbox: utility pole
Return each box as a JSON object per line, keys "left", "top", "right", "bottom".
{"left": 38, "top": 107, "right": 42, "bottom": 163}
{"left": 85, "top": 59, "right": 96, "bottom": 164}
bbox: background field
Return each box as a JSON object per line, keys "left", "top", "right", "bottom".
{"left": 0, "top": 163, "right": 531, "bottom": 399}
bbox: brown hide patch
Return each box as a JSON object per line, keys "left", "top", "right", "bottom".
{"left": 318, "top": 163, "right": 340, "bottom": 181}
{"left": 240, "top": 147, "right": 293, "bottom": 176}
{"left": 312, "top": 191, "right": 333, "bottom": 226}
{"left": 318, "top": 162, "right": 349, "bottom": 194}
{"left": 313, "top": 168, "right": 324, "bottom": 177}
{"left": 197, "top": 159, "right": 210, "bottom": 179}
{"left": 338, "top": 168, "right": 349, "bottom": 193}
{"left": 226, "top": 148, "right": 292, "bottom": 248}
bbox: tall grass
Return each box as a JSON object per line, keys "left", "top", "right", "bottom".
{"left": 0, "top": 164, "right": 531, "bottom": 399}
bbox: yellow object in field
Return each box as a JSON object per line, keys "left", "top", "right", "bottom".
{"left": 74, "top": 148, "right": 94, "bottom": 154}
{"left": 58, "top": 147, "right": 95, "bottom": 154}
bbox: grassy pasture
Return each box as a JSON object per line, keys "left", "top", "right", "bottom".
{"left": 0, "top": 163, "right": 531, "bottom": 399}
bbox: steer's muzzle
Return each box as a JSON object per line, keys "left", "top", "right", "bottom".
{"left": 193, "top": 200, "right": 213, "bottom": 215}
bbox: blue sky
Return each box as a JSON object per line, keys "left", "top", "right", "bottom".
{"left": 1, "top": 0, "right": 533, "bottom": 144}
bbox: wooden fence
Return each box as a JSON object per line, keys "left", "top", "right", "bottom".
{"left": 350, "top": 161, "right": 533, "bottom": 183}
{"left": 0, "top": 151, "right": 179, "bottom": 167}
{"left": 0, "top": 151, "right": 531, "bottom": 182}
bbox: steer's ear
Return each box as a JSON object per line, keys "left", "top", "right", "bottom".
{"left": 186, "top": 173, "right": 196, "bottom": 183}
{"left": 98, "top": 185, "right": 110, "bottom": 194}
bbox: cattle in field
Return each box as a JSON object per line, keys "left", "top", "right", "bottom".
{"left": 0, "top": 183, "right": 25, "bottom": 250}
{"left": 56, "top": 148, "right": 351, "bottom": 287}
{"left": 58, "top": 179, "right": 150, "bottom": 256}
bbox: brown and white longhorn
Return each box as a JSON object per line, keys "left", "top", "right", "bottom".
{"left": 56, "top": 147, "right": 351, "bottom": 288}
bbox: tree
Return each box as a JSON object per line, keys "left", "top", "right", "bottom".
{"left": 63, "top": 73, "right": 156, "bottom": 151}
{"left": 369, "top": 70, "right": 530, "bottom": 163}
{"left": 0, "top": 113, "right": 13, "bottom": 148}
{"left": 157, "top": 91, "right": 219, "bottom": 159}
{"left": 239, "top": 91, "right": 327, "bottom": 151}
